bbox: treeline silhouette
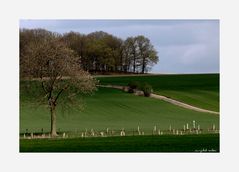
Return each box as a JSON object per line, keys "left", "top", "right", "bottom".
{"left": 20, "top": 29, "right": 159, "bottom": 74}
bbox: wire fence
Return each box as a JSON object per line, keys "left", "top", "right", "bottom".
{"left": 20, "top": 125, "right": 219, "bottom": 139}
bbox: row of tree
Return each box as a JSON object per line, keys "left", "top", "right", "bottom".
{"left": 20, "top": 29, "right": 159, "bottom": 74}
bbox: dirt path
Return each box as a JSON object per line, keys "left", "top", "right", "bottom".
{"left": 98, "top": 85, "right": 219, "bottom": 115}
{"left": 93, "top": 73, "right": 160, "bottom": 77}
{"left": 150, "top": 94, "right": 219, "bottom": 115}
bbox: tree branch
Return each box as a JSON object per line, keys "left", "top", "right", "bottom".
{"left": 55, "top": 85, "right": 68, "bottom": 103}
{"left": 46, "top": 74, "right": 58, "bottom": 100}
{"left": 41, "top": 81, "right": 47, "bottom": 94}
{"left": 48, "top": 89, "right": 52, "bottom": 101}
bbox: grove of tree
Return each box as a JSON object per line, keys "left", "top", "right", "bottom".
{"left": 20, "top": 28, "right": 159, "bottom": 74}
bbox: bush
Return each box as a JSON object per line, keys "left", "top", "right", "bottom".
{"left": 127, "top": 81, "right": 153, "bottom": 97}
{"left": 128, "top": 81, "right": 140, "bottom": 93}
{"left": 140, "top": 83, "right": 153, "bottom": 97}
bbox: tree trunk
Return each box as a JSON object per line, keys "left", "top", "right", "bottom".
{"left": 142, "top": 56, "right": 145, "bottom": 74}
{"left": 50, "top": 104, "right": 57, "bottom": 137}
{"left": 133, "top": 55, "right": 136, "bottom": 73}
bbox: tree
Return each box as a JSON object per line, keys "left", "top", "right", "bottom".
{"left": 135, "top": 35, "right": 159, "bottom": 73}
{"left": 121, "top": 40, "right": 133, "bottom": 72}
{"left": 101, "top": 34, "right": 123, "bottom": 72}
{"left": 85, "top": 31, "right": 123, "bottom": 73}
{"left": 124, "top": 37, "right": 138, "bottom": 73}
{"left": 61, "top": 32, "right": 88, "bottom": 71}
{"left": 20, "top": 29, "right": 97, "bottom": 136}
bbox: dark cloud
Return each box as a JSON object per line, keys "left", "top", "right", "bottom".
{"left": 20, "top": 19, "right": 219, "bottom": 74}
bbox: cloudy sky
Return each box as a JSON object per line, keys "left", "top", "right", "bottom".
{"left": 20, "top": 20, "right": 219, "bottom": 74}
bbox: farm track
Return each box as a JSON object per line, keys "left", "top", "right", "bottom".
{"left": 98, "top": 85, "right": 219, "bottom": 115}
{"left": 21, "top": 73, "right": 176, "bottom": 81}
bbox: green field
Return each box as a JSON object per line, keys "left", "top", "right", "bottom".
{"left": 20, "top": 74, "right": 220, "bottom": 152}
{"left": 97, "top": 74, "right": 219, "bottom": 112}
{"left": 20, "top": 134, "right": 219, "bottom": 152}
{"left": 20, "top": 87, "right": 219, "bottom": 134}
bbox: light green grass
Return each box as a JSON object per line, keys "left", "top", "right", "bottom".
{"left": 97, "top": 74, "right": 219, "bottom": 111}
{"left": 20, "top": 87, "right": 219, "bottom": 133}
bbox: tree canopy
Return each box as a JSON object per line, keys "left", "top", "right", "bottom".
{"left": 21, "top": 29, "right": 159, "bottom": 74}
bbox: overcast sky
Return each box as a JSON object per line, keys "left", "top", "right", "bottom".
{"left": 20, "top": 19, "right": 219, "bottom": 74}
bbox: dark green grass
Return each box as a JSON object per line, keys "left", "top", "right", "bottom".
{"left": 97, "top": 74, "right": 219, "bottom": 111}
{"left": 20, "top": 87, "right": 219, "bottom": 133}
{"left": 20, "top": 134, "right": 219, "bottom": 152}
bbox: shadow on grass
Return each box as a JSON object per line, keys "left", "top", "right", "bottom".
{"left": 20, "top": 134, "right": 219, "bottom": 153}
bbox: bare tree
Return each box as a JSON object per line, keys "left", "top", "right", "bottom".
{"left": 20, "top": 29, "right": 97, "bottom": 136}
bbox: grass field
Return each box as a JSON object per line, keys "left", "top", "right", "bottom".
{"left": 20, "top": 87, "right": 219, "bottom": 134}
{"left": 20, "top": 74, "right": 220, "bottom": 152}
{"left": 97, "top": 74, "right": 219, "bottom": 112}
{"left": 20, "top": 134, "right": 219, "bottom": 152}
